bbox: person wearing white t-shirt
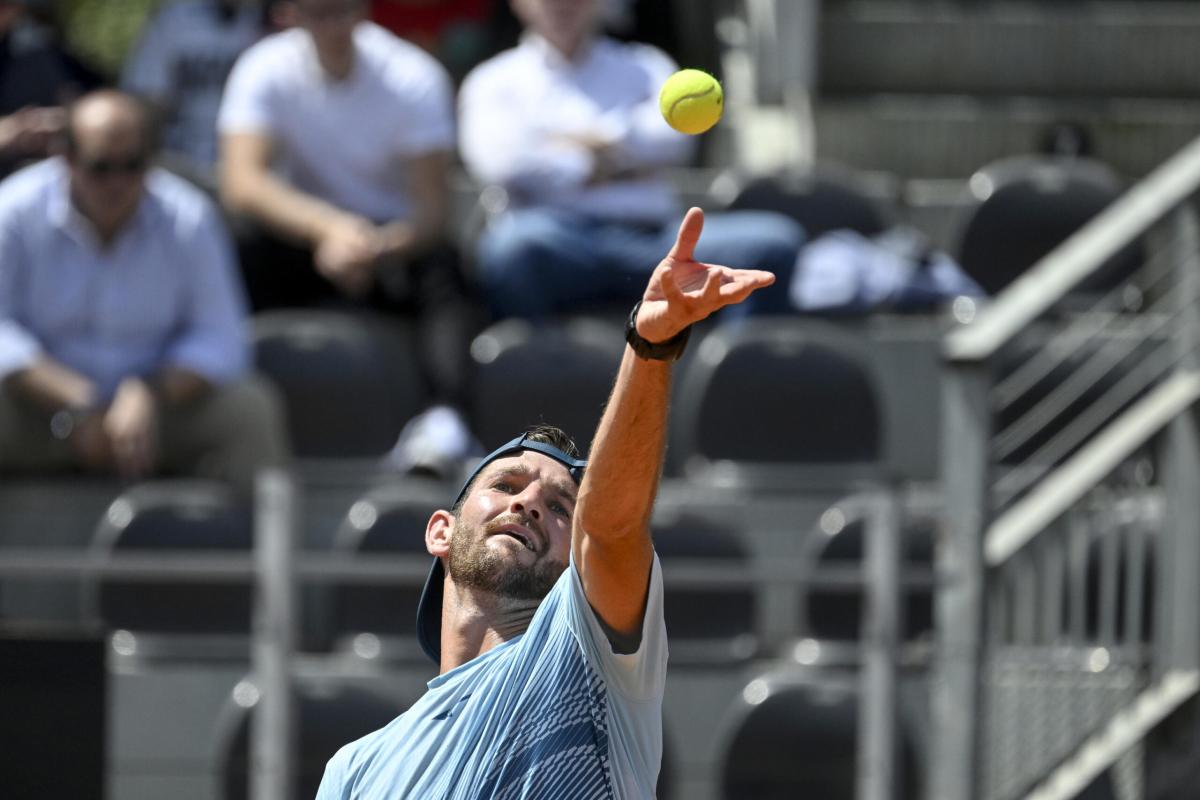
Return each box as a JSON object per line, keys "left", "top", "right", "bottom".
{"left": 458, "top": 0, "right": 805, "bottom": 321}
{"left": 218, "top": 0, "right": 481, "bottom": 472}
{"left": 317, "top": 207, "right": 775, "bottom": 799}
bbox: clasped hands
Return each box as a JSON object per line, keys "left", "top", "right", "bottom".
{"left": 314, "top": 215, "right": 416, "bottom": 297}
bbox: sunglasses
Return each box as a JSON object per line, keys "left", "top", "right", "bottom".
{"left": 77, "top": 154, "right": 148, "bottom": 177}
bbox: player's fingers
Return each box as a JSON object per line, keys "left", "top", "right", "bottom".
{"left": 715, "top": 273, "right": 772, "bottom": 302}
{"left": 699, "top": 269, "right": 723, "bottom": 301}
{"left": 666, "top": 207, "right": 704, "bottom": 263}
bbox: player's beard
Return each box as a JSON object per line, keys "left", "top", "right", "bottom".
{"left": 447, "top": 514, "right": 565, "bottom": 601}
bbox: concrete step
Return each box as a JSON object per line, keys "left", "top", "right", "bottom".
{"left": 819, "top": 2, "right": 1200, "bottom": 98}
{"left": 814, "top": 95, "right": 1200, "bottom": 179}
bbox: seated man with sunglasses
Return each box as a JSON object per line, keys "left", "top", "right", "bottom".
{"left": 0, "top": 90, "right": 290, "bottom": 491}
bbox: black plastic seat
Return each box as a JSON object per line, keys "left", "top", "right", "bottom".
{"left": 799, "top": 513, "right": 935, "bottom": 646}
{"left": 327, "top": 481, "right": 445, "bottom": 655}
{"left": 723, "top": 167, "right": 890, "bottom": 239}
{"left": 216, "top": 678, "right": 406, "bottom": 800}
{"left": 670, "top": 319, "right": 884, "bottom": 489}
{"left": 252, "top": 309, "right": 427, "bottom": 458}
{"left": 953, "top": 155, "right": 1142, "bottom": 297}
{"left": 468, "top": 316, "right": 624, "bottom": 450}
{"left": 652, "top": 504, "right": 757, "bottom": 661}
{"left": 719, "top": 669, "right": 919, "bottom": 799}
{"left": 84, "top": 481, "right": 253, "bottom": 636}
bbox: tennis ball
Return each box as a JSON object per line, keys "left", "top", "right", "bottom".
{"left": 659, "top": 69, "right": 724, "bottom": 135}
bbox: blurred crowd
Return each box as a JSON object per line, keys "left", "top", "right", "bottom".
{"left": 0, "top": 0, "right": 975, "bottom": 491}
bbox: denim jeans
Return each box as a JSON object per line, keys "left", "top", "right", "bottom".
{"left": 476, "top": 208, "right": 805, "bottom": 320}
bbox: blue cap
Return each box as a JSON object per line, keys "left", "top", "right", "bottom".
{"left": 416, "top": 434, "right": 587, "bottom": 663}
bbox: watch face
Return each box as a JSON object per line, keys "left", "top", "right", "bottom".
{"left": 50, "top": 409, "right": 76, "bottom": 441}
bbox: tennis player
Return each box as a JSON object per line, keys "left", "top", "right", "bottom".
{"left": 315, "top": 207, "right": 774, "bottom": 798}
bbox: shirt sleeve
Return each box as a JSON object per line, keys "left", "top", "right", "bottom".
{"left": 120, "top": 4, "right": 175, "bottom": 99}
{"left": 314, "top": 746, "right": 350, "bottom": 800}
{"left": 562, "top": 553, "right": 668, "bottom": 702}
{"left": 0, "top": 206, "right": 43, "bottom": 382}
{"left": 217, "top": 43, "right": 278, "bottom": 136}
{"left": 160, "top": 194, "right": 249, "bottom": 382}
{"left": 387, "top": 57, "right": 456, "bottom": 157}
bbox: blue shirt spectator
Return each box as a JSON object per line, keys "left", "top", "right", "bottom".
{"left": 0, "top": 90, "right": 287, "bottom": 489}
{"left": 0, "top": 158, "right": 248, "bottom": 398}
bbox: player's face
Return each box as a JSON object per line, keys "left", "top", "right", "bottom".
{"left": 447, "top": 451, "right": 577, "bottom": 600}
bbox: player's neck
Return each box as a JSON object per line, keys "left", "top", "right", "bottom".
{"left": 439, "top": 587, "right": 539, "bottom": 673}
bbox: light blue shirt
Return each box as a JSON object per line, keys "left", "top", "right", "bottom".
{"left": 316, "top": 555, "right": 668, "bottom": 799}
{"left": 0, "top": 158, "right": 249, "bottom": 401}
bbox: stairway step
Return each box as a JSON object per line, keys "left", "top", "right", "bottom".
{"left": 814, "top": 95, "right": 1200, "bottom": 179}
{"left": 820, "top": 2, "right": 1200, "bottom": 98}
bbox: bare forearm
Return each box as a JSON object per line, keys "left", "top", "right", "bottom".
{"left": 222, "top": 169, "right": 352, "bottom": 245}
{"left": 8, "top": 357, "right": 98, "bottom": 411}
{"left": 575, "top": 348, "right": 671, "bottom": 540}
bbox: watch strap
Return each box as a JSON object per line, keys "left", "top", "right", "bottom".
{"left": 624, "top": 299, "right": 691, "bottom": 362}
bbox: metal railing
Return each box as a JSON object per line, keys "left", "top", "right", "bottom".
{"left": 932, "top": 137, "right": 1200, "bottom": 800}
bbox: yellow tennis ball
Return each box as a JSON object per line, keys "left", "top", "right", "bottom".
{"left": 659, "top": 69, "right": 724, "bottom": 135}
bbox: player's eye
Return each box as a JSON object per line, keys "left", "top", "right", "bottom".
{"left": 550, "top": 501, "right": 570, "bottom": 518}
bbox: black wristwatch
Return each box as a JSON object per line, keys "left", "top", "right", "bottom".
{"left": 625, "top": 299, "right": 691, "bottom": 362}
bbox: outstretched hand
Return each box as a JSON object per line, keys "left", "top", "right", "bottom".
{"left": 636, "top": 207, "right": 776, "bottom": 343}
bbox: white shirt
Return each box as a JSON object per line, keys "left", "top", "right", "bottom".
{"left": 0, "top": 159, "right": 249, "bottom": 401}
{"left": 459, "top": 34, "right": 694, "bottom": 224}
{"left": 122, "top": 0, "right": 264, "bottom": 166}
{"left": 218, "top": 22, "right": 454, "bottom": 223}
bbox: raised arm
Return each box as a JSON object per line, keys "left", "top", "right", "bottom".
{"left": 571, "top": 207, "right": 775, "bottom": 645}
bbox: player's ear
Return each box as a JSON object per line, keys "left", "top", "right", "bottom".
{"left": 426, "top": 509, "right": 454, "bottom": 558}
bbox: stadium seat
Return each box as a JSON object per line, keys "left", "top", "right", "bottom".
{"left": 798, "top": 511, "right": 935, "bottom": 647}
{"left": 468, "top": 316, "right": 624, "bottom": 451}
{"left": 670, "top": 319, "right": 884, "bottom": 488}
{"left": 82, "top": 481, "right": 253, "bottom": 637}
{"left": 252, "top": 309, "right": 428, "bottom": 458}
{"left": 216, "top": 678, "right": 406, "bottom": 800}
{"left": 952, "top": 155, "right": 1142, "bottom": 297}
{"left": 721, "top": 166, "right": 891, "bottom": 239}
{"left": 326, "top": 480, "right": 446, "bottom": 658}
{"left": 719, "top": 668, "right": 920, "bottom": 799}
{"left": 652, "top": 502, "right": 757, "bottom": 662}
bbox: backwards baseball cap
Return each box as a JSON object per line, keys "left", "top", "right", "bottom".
{"left": 416, "top": 432, "right": 588, "bottom": 663}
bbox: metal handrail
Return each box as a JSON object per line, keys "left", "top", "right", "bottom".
{"left": 944, "top": 135, "right": 1200, "bottom": 363}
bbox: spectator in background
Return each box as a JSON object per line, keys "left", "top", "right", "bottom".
{"left": 458, "top": 0, "right": 804, "bottom": 321}
{"left": 368, "top": 0, "right": 494, "bottom": 82}
{"left": 0, "top": 0, "right": 98, "bottom": 178}
{"left": 0, "top": 90, "right": 289, "bottom": 491}
{"left": 218, "top": 0, "right": 482, "bottom": 473}
{"left": 121, "top": 0, "right": 273, "bottom": 190}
